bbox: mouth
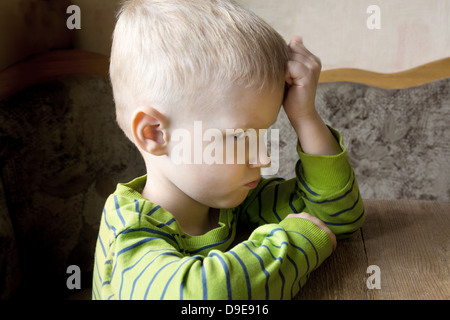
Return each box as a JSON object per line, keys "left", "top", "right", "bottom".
{"left": 244, "top": 177, "right": 261, "bottom": 189}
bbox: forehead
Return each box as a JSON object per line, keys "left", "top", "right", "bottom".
{"left": 214, "top": 84, "right": 284, "bottom": 129}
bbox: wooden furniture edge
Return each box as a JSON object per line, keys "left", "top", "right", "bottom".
{"left": 1, "top": 50, "right": 449, "bottom": 100}
{"left": 319, "top": 57, "right": 450, "bottom": 89}
{"left": 0, "top": 50, "right": 109, "bottom": 100}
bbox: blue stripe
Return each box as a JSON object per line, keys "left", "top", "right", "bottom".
{"left": 242, "top": 243, "right": 270, "bottom": 300}
{"left": 134, "top": 199, "right": 140, "bottom": 213}
{"left": 201, "top": 264, "right": 208, "bottom": 299}
{"left": 92, "top": 283, "right": 99, "bottom": 300}
{"left": 115, "top": 237, "right": 159, "bottom": 258}
{"left": 296, "top": 161, "right": 320, "bottom": 196}
{"left": 120, "top": 247, "right": 175, "bottom": 299}
{"left": 179, "top": 255, "right": 203, "bottom": 300}
{"left": 160, "top": 256, "right": 202, "bottom": 300}
{"left": 287, "top": 231, "right": 319, "bottom": 270}
{"left": 253, "top": 178, "right": 284, "bottom": 224}
{"left": 156, "top": 217, "right": 176, "bottom": 228}
{"left": 286, "top": 255, "right": 298, "bottom": 299}
{"left": 111, "top": 237, "right": 160, "bottom": 280}
{"left": 146, "top": 205, "right": 161, "bottom": 216}
{"left": 187, "top": 214, "right": 235, "bottom": 254}
{"left": 288, "top": 191, "right": 297, "bottom": 212}
{"left": 119, "top": 246, "right": 163, "bottom": 299}
{"left": 305, "top": 175, "right": 356, "bottom": 204}
{"left": 144, "top": 258, "right": 179, "bottom": 299}
{"left": 265, "top": 238, "right": 289, "bottom": 250}
{"left": 130, "top": 251, "right": 178, "bottom": 299}
{"left": 98, "top": 234, "right": 107, "bottom": 258}
{"left": 180, "top": 278, "right": 184, "bottom": 299}
{"left": 257, "top": 193, "right": 269, "bottom": 224}
{"left": 278, "top": 270, "right": 285, "bottom": 300}
{"left": 259, "top": 243, "right": 285, "bottom": 299}
{"left": 265, "top": 228, "right": 290, "bottom": 251}
{"left": 103, "top": 208, "right": 117, "bottom": 238}
{"left": 114, "top": 195, "right": 126, "bottom": 227}
{"left": 210, "top": 253, "right": 232, "bottom": 299}
{"left": 121, "top": 227, "right": 176, "bottom": 243}
{"left": 229, "top": 251, "right": 252, "bottom": 299}
{"left": 261, "top": 244, "right": 283, "bottom": 263}
{"left": 298, "top": 175, "right": 320, "bottom": 196}
{"left": 272, "top": 184, "right": 282, "bottom": 222}
{"left": 329, "top": 192, "right": 360, "bottom": 217}
{"left": 267, "top": 227, "right": 286, "bottom": 237}
{"left": 288, "top": 241, "right": 310, "bottom": 273}
{"left": 93, "top": 258, "right": 102, "bottom": 298}
{"left": 324, "top": 209, "right": 365, "bottom": 226}
{"left": 340, "top": 230, "right": 359, "bottom": 236}
{"left": 254, "top": 178, "right": 284, "bottom": 200}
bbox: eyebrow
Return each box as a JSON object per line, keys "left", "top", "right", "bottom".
{"left": 220, "top": 126, "right": 267, "bottom": 136}
{"left": 233, "top": 119, "right": 277, "bottom": 131}
{"left": 232, "top": 111, "right": 280, "bottom": 128}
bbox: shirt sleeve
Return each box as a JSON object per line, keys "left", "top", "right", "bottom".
{"left": 296, "top": 127, "right": 365, "bottom": 238}
{"left": 92, "top": 127, "right": 363, "bottom": 300}
{"left": 238, "top": 126, "right": 365, "bottom": 239}
{"left": 100, "top": 217, "right": 332, "bottom": 300}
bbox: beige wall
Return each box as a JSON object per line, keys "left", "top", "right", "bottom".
{"left": 1, "top": 0, "right": 449, "bottom": 73}
{"left": 241, "top": 0, "right": 450, "bottom": 72}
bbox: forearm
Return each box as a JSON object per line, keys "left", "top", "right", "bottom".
{"left": 290, "top": 109, "right": 341, "bottom": 156}
{"left": 294, "top": 128, "right": 366, "bottom": 237}
{"left": 284, "top": 37, "right": 340, "bottom": 157}
{"left": 106, "top": 222, "right": 332, "bottom": 300}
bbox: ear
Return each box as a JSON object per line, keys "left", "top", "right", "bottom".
{"left": 131, "top": 107, "right": 169, "bottom": 156}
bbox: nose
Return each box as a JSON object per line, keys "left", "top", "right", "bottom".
{"left": 248, "top": 152, "right": 271, "bottom": 169}
{"left": 248, "top": 136, "right": 271, "bottom": 169}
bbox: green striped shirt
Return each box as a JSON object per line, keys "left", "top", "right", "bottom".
{"left": 92, "top": 128, "right": 365, "bottom": 300}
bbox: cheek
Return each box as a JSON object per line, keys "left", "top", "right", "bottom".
{"left": 169, "top": 163, "right": 250, "bottom": 208}
{"left": 195, "top": 163, "right": 245, "bottom": 187}
{"left": 204, "top": 165, "right": 250, "bottom": 205}
{"left": 186, "top": 164, "right": 246, "bottom": 194}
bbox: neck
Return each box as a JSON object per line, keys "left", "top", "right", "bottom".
{"left": 141, "top": 173, "right": 219, "bottom": 236}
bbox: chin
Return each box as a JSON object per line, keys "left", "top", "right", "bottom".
{"left": 213, "top": 190, "right": 250, "bottom": 209}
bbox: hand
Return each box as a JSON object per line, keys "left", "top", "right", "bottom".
{"left": 285, "top": 212, "right": 337, "bottom": 251}
{"left": 282, "top": 36, "right": 341, "bottom": 156}
{"left": 283, "top": 36, "right": 322, "bottom": 121}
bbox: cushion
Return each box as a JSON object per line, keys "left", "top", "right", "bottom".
{"left": 0, "top": 76, "right": 145, "bottom": 298}
{"left": 272, "top": 78, "right": 450, "bottom": 202}
{"left": 0, "top": 178, "right": 21, "bottom": 299}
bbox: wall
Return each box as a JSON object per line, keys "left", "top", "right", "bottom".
{"left": 0, "top": 0, "right": 449, "bottom": 73}
{"left": 0, "top": 0, "right": 71, "bottom": 71}
{"left": 241, "top": 0, "right": 450, "bottom": 72}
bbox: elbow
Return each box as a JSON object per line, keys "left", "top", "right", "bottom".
{"left": 334, "top": 202, "right": 366, "bottom": 240}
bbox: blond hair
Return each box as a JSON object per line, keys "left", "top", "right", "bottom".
{"left": 110, "top": 0, "right": 289, "bottom": 139}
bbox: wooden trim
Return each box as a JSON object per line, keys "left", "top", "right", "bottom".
{"left": 1, "top": 50, "right": 449, "bottom": 100}
{"left": 319, "top": 57, "right": 450, "bottom": 89}
{"left": 0, "top": 50, "right": 109, "bottom": 100}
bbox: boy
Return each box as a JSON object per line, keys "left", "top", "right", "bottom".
{"left": 92, "top": 0, "right": 364, "bottom": 300}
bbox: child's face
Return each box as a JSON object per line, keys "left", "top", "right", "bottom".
{"left": 163, "top": 83, "right": 284, "bottom": 209}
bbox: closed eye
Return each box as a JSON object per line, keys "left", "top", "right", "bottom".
{"left": 229, "top": 130, "right": 246, "bottom": 140}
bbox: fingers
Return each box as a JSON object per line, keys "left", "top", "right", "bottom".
{"left": 286, "top": 36, "right": 322, "bottom": 86}
{"left": 286, "top": 212, "right": 322, "bottom": 226}
{"left": 290, "top": 35, "right": 303, "bottom": 43}
{"left": 288, "top": 37, "right": 322, "bottom": 70}
{"left": 289, "top": 51, "right": 322, "bottom": 72}
{"left": 286, "top": 60, "right": 319, "bottom": 85}
{"left": 285, "top": 212, "right": 337, "bottom": 251}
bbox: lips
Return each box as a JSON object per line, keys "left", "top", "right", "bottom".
{"left": 244, "top": 177, "right": 260, "bottom": 189}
